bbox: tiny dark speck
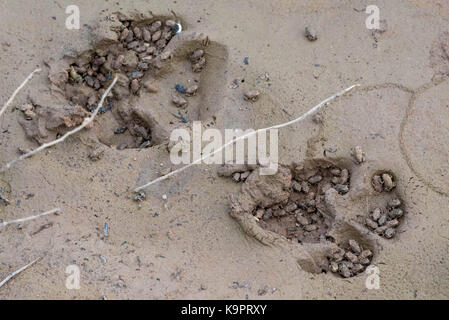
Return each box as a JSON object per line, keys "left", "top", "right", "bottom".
{"left": 243, "top": 57, "right": 249, "bottom": 65}
{"left": 52, "top": 16, "right": 56, "bottom": 20}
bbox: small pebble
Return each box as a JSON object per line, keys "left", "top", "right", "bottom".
{"left": 360, "top": 258, "right": 371, "bottom": 265}
{"left": 301, "top": 181, "right": 310, "bottom": 193}
{"left": 304, "top": 224, "right": 317, "bottom": 232}
{"left": 190, "top": 49, "right": 204, "bottom": 62}
{"left": 386, "top": 219, "right": 399, "bottom": 228}
{"left": 185, "top": 84, "right": 199, "bottom": 96}
{"left": 384, "top": 228, "right": 396, "bottom": 239}
{"left": 382, "top": 173, "right": 395, "bottom": 191}
{"left": 365, "top": 218, "right": 378, "bottom": 230}
{"left": 255, "top": 209, "right": 264, "bottom": 219}
{"left": 330, "top": 168, "right": 341, "bottom": 176}
{"left": 165, "top": 20, "right": 176, "bottom": 27}
{"left": 131, "top": 79, "right": 140, "bottom": 93}
{"left": 348, "top": 239, "right": 361, "bottom": 255}
{"left": 308, "top": 175, "right": 322, "bottom": 184}
{"left": 359, "top": 250, "right": 373, "bottom": 260}
{"left": 240, "top": 171, "right": 250, "bottom": 180}
{"left": 339, "top": 169, "right": 349, "bottom": 184}
{"left": 345, "top": 251, "right": 359, "bottom": 264}
{"left": 296, "top": 216, "right": 310, "bottom": 226}
{"left": 329, "top": 261, "right": 339, "bottom": 273}
{"left": 353, "top": 145, "right": 365, "bottom": 164}
{"left": 285, "top": 202, "right": 297, "bottom": 212}
{"left": 305, "top": 26, "right": 318, "bottom": 41}
{"left": 134, "top": 191, "right": 146, "bottom": 202}
{"left": 152, "top": 30, "right": 162, "bottom": 42}
{"left": 149, "top": 21, "right": 162, "bottom": 33}
{"left": 375, "top": 225, "right": 388, "bottom": 234}
{"left": 372, "top": 175, "right": 384, "bottom": 192}
{"left": 292, "top": 181, "right": 302, "bottom": 192}
{"left": 352, "top": 263, "right": 364, "bottom": 274}
{"left": 172, "top": 95, "right": 188, "bottom": 108}
{"left": 114, "top": 125, "right": 127, "bottom": 134}
{"left": 388, "top": 198, "right": 401, "bottom": 208}
{"left": 244, "top": 90, "right": 260, "bottom": 102}
{"left": 339, "top": 264, "right": 351, "bottom": 278}
{"left": 389, "top": 208, "right": 403, "bottom": 219}
{"left": 371, "top": 208, "right": 382, "bottom": 221}
{"left": 24, "top": 110, "right": 36, "bottom": 120}
{"left": 334, "top": 184, "right": 349, "bottom": 194}
{"left": 378, "top": 214, "right": 387, "bottom": 226}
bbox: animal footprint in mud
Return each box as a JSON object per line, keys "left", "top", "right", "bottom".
{"left": 24, "top": 12, "right": 227, "bottom": 153}
{"left": 228, "top": 159, "right": 407, "bottom": 278}
{"left": 255, "top": 163, "right": 350, "bottom": 244}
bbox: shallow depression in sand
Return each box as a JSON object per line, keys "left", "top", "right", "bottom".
{"left": 403, "top": 80, "right": 449, "bottom": 195}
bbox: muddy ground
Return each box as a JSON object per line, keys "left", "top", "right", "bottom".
{"left": 0, "top": 0, "right": 448, "bottom": 299}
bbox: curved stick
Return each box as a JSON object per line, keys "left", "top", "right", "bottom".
{"left": 134, "top": 84, "right": 359, "bottom": 192}
{"left": 0, "top": 68, "right": 41, "bottom": 119}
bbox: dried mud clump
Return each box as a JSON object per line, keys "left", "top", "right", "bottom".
{"left": 328, "top": 239, "right": 373, "bottom": 278}
{"left": 371, "top": 172, "right": 395, "bottom": 192}
{"left": 352, "top": 145, "right": 365, "bottom": 164}
{"left": 18, "top": 102, "right": 91, "bottom": 144}
{"left": 365, "top": 198, "right": 404, "bottom": 239}
{"left": 244, "top": 90, "right": 260, "bottom": 102}
{"left": 217, "top": 164, "right": 258, "bottom": 183}
{"left": 189, "top": 49, "right": 206, "bottom": 72}
{"left": 254, "top": 163, "right": 351, "bottom": 243}
{"left": 304, "top": 26, "right": 318, "bottom": 41}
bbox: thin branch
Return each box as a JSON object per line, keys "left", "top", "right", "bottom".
{"left": 0, "top": 207, "right": 61, "bottom": 227}
{"left": 0, "top": 68, "right": 41, "bottom": 119}
{"left": 134, "top": 84, "right": 360, "bottom": 192}
{"left": 0, "top": 257, "right": 42, "bottom": 289}
{"left": 3, "top": 76, "right": 118, "bottom": 171}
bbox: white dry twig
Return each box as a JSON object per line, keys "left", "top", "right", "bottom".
{"left": 0, "top": 257, "right": 42, "bottom": 289}
{"left": 2, "top": 76, "right": 118, "bottom": 171}
{"left": 134, "top": 84, "right": 360, "bottom": 192}
{"left": 0, "top": 68, "right": 41, "bottom": 119}
{"left": 0, "top": 207, "right": 61, "bottom": 228}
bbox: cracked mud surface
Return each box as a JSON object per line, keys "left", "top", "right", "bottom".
{"left": 1, "top": 1, "right": 449, "bottom": 299}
